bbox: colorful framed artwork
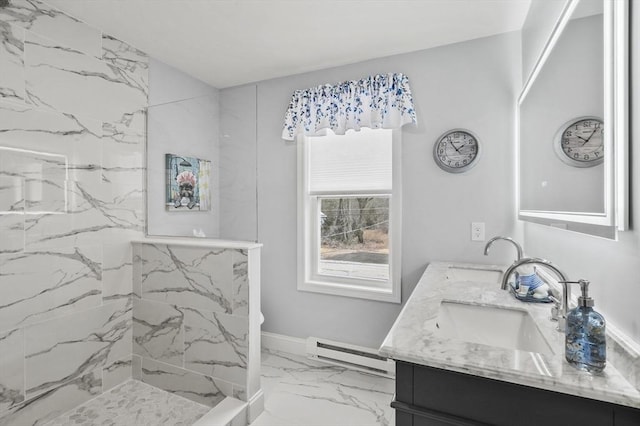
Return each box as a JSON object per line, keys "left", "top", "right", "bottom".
{"left": 165, "top": 154, "right": 211, "bottom": 211}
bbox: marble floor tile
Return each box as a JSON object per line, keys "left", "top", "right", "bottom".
{"left": 45, "top": 379, "right": 210, "bottom": 426}
{"left": 252, "top": 350, "right": 395, "bottom": 426}
{"left": 42, "top": 349, "right": 395, "bottom": 426}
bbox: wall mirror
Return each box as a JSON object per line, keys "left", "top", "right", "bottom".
{"left": 517, "top": 0, "right": 628, "bottom": 237}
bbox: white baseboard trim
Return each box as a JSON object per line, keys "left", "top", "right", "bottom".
{"left": 247, "top": 388, "right": 265, "bottom": 424}
{"left": 192, "top": 396, "right": 247, "bottom": 426}
{"left": 306, "top": 336, "right": 395, "bottom": 378}
{"left": 260, "top": 332, "right": 393, "bottom": 375}
{"left": 261, "top": 331, "right": 307, "bottom": 356}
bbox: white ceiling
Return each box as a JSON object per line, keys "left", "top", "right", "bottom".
{"left": 48, "top": 0, "right": 532, "bottom": 89}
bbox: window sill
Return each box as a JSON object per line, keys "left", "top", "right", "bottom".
{"left": 298, "top": 279, "right": 401, "bottom": 303}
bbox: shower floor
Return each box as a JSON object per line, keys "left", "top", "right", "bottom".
{"left": 45, "top": 379, "right": 211, "bottom": 426}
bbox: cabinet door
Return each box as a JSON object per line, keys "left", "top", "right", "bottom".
{"left": 411, "top": 364, "right": 614, "bottom": 426}
{"left": 396, "top": 410, "right": 413, "bottom": 426}
{"left": 614, "top": 405, "right": 640, "bottom": 425}
{"left": 396, "top": 361, "right": 414, "bottom": 403}
{"left": 412, "top": 414, "right": 474, "bottom": 426}
{"left": 393, "top": 400, "right": 487, "bottom": 426}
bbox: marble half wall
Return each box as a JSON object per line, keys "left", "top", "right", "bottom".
{"left": 131, "top": 240, "right": 262, "bottom": 416}
{"left": 0, "top": 0, "right": 148, "bottom": 424}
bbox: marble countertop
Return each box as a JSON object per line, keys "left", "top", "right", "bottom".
{"left": 379, "top": 261, "right": 640, "bottom": 409}
{"left": 131, "top": 237, "right": 262, "bottom": 250}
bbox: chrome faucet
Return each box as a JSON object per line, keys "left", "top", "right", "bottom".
{"left": 484, "top": 236, "right": 523, "bottom": 262}
{"left": 501, "top": 257, "right": 571, "bottom": 332}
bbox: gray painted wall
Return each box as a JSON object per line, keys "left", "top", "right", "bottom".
{"left": 256, "top": 32, "right": 521, "bottom": 348}
{"left": 219, "top": 85, "right": 258, "bottom": 242}
{"left": 522, "top": 2, "right": 640, "bottom": 344}
{"left": 147, "top": 58, "right": 220, "bottom": 238}
{"left": 148, "top": 57, "right": 219, "bottom": 106}
{"left": 147, "top": 60, "right": 259, "bottom": 242}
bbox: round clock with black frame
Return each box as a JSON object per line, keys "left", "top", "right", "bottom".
{"left": 433, "top": 129, "right": 481, "bottom": 173}
{"left": 554, "top": 116, "right": 604, "bottom": 168}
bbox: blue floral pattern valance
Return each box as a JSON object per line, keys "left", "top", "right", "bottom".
{"left": 282, "top": 73, "right": 417, "bottom": 140}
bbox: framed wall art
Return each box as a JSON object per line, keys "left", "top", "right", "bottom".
{"left": 165, "top": 153, "right": 211, "bottom": 211}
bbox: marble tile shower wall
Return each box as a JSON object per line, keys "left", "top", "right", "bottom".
{"left": 0, "top": 1, "right": 148, "bottom": 424}
{"left": 132, "top": 243, "right": 250, "bottom": 408}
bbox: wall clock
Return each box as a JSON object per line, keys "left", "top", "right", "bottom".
{"left": 433, "top": 129, "right": 481, "bottom": 173}
{"left": 554, "top": 116, "right": 604, "bottom": 167}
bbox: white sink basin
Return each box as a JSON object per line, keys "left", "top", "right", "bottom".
{"left": 446, "top": 266, "right": 502, "bottom": 284}
{"left": 434, "top": 301, "right": 554, "bottom": 355}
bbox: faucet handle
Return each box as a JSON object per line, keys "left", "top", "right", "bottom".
{"left": 549, "top": 295, "right": 567, "bottom": 331}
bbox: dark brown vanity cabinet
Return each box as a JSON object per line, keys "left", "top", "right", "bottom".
{"left": 392, "top": 361, "right": 640, "bottom": 426}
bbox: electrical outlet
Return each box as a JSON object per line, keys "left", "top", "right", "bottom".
{"left": 471, "top": 222, "right": 485, "bottom": 241}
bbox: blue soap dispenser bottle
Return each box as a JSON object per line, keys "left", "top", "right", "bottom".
{"left": 565, "top": 280, "right": 606, "bottom": 373}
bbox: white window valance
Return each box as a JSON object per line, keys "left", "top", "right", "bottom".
{"left": 282, "top": 73, "right": 417, "bottom": 140}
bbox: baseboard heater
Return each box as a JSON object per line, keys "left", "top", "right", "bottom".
{"left": 306, "top": 337, "right": 395, "bottom": 378}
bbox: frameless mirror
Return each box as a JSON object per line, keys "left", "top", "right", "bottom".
{"left": 517, "top": 0, "right": 628, "bottom": 236}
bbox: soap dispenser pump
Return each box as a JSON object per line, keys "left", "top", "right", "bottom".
{"left": 564, "top": 280, "right": 606, "bottom": 373}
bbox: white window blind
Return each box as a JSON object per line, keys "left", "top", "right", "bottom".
{"left": 308, "top": 129, "right": 392, "bottom": 193}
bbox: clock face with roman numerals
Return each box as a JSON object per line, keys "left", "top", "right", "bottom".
{"left": 433, "top": 129, "right": 480, "bottom": 173}
{"left": 555, "top": 117, "right": 604, "bottom": 167}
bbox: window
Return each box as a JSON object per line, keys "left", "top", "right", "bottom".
{"left": 297, "top": 128, "right": 401, "bottom": 302}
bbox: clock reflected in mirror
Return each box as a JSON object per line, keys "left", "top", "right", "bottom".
{"left": 433, "top": 129, "right": 481, "bottom": 173}
{"left": 554, "top": 116, "right": 604, "bottom": 168}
